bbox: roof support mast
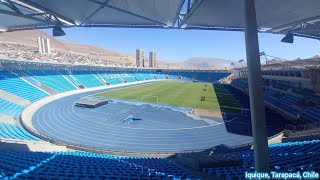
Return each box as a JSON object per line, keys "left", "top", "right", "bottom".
{"left": 243, "top": 0, "right": 270, "bottom": 172}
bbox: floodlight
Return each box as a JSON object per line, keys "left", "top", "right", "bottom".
{"left": 281, "top": 33, "right": 294, "bottom": 43}
{"left": 53, "top": 26, "right": 66, "bottom": 37}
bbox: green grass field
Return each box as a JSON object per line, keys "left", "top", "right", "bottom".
{"left": 94, "top": 81, "right": 240, "bottom": 112}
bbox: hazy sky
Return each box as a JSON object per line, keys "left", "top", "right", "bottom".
{"left": 48, "top": 27, "right": 320, "bottom": 62}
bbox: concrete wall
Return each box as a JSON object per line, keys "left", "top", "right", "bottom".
{"left": 0, "top": 139, "right": 66, "bottom": 152}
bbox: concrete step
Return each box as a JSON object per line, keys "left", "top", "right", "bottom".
{"left": 0, "top": 90, "right": 31, "bottom": 106}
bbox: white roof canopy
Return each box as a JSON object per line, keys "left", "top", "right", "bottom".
{"left": 1, "top": 0, "right": 320, "bottom": 39}
{"left": 183, "top": 0, "right": 320, "bottom": 39}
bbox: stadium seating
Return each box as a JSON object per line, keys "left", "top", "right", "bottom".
{"left": 0, "top": 70, "right": 48, "bottom": 102}
{"left": 118, "top": 73, "right": 137, "bottom": 83}
{"left": 141, "top": 73, "right": 155, "bottom": 80}
{"left": 264, "top": 89, "right": 278, "bottom": 97}
{"left": 63, "top": 74, "right": 82, "bottom": 87}
{"left": 230, "top": 78, "right": 320, "bottom": 122}
{"left": 264, "top": 91, "right": 303, "bottom": 115}
{"left": 0, "top": 151, "right": 198, "bottom": 179}
{"left": 102, "top": 74, "right": 123, "bottom": 85}
{"left": 230, "top": 78, "right": 248, "bottom": 91}
{"left": 132, "top": 73, "right": 147, "bottom": 81}
{"left": 72, "top": 71, "right": 105, "bottom": 88}
{"left": 153, "top": 73, "right": 166, "bottom": 79}
{"left": 27, "top": 70, "right": 77, "bottom": 92}
{"left": 0, "top": 123, "right": 40, "bottom": 141}
{"left": 301, "top": 106, "right": 320, "bottom": 123}
{"left": 170, "top": 72, "right": 230, "bottom": 82}
{"left": 0, "top": 98, "right": 24, "bottom": 119}
{"left": 166, "top": 74, "right": 177, "bottom": 79}
{"left": 203, "top": 139, "right": 320, "bottom": 180}
{"left": 262, "top": 70, "right": 303, "bottom": 78}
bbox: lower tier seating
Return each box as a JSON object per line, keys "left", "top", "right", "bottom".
{"left": 141, "top": 73, "right": 155, "bottom": 80}
{"left": 72, "top": 72, "right": 105, "bottom": 88}
{"left": 203, "top": 139, "right": 320, "bottom": 180}
{"left": 0, "top": 70, "right": 48, "bottom": 102}
{"left": 0, "top": 98, "right": 24, "bottom": 119}
{"left": 0, "top": 151, "right": 198, "bottom": 180}
{"left": 0, "top": 123, "right": 40, "bottom": 141}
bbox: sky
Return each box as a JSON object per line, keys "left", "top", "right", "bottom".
{"left": 48, "top": 27, "right": 320, "bottom": 62}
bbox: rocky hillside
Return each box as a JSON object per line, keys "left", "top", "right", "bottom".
{"left": 0, "top": 29, "right": 234, "bottom": 69}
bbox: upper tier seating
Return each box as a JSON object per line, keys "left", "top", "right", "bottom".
{"left": 203, "top": 139, "right": 320, "bottom": 180}
{"left": 0, "top": 151, "right": 198, "bottom": 180}
{"left": 264, "top": 89, "right": 278, "bottom": 97}
{"left": 0, "top": 70, "right": 48, "bottom": 102}
{"left": 301, "top": 106, "right": 320, "bottom": 123}
{"left": 230, "top": 78, "right": 249, "bottom": 90}
{"left": 172, "top": 72, "right": 230, "bottom": 82}
{"left": 27, "top": 70, "right": 77, "bottom": 93}
{"left": 231, "top": 78, "right": 319, "bottom": 121}
{"left": 0, "top": 98, "right": 24, "bottom": 119}
{"left": 264, "top": 92, "right": 303, "bottom": 115}
{"left": 0, "top": 123, "right": 40, "bottom": 141}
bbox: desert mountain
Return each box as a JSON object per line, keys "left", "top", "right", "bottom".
{"left": 0, "top": 29, "right": 233, "bottom": 69}
{"left": 182, "top": 57, "right": 234, "bottom": 69}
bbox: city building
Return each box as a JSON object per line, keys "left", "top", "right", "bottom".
{"left": 136, "top": 49, "right": 144, "bottom": 67}
{"left": 37, "top": 37, "right": 51, "bottom": 55}
{"left": 149, "top": 51, "right": 157, "bottom": 68}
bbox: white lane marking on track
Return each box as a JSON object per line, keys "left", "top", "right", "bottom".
{"left": 32, "top": 84, "right": 255, "bottom": 151}
{"left": 35, "top": 102, "right": 251, "bottom": 147}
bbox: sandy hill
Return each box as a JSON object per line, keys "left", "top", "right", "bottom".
{"left": 0, "top": 30, "right": 135, "bottom": 64}
{"left": 182, "top": 57, "right": 234, "bottom": 70}
{"left": 0, "top": 29, "right": 233, "bottom": 69}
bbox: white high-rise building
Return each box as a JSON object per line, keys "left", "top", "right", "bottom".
{"left": 37, "top": 37, "right": 51, "bottom": 55}
{"left": 149, "top": 51, "right": 157, "bottom": 68}
{"left": 136, "top": 49, "right": 144, "bottom": 67}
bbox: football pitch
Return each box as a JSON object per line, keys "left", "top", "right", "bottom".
{"left": 95, "top": 81, "right": 241, "bottom": 112}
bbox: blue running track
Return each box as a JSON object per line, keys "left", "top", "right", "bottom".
{"left": 32, "top": 83, "right": 283, "bottom": 153}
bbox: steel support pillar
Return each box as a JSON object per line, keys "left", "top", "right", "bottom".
{"left": 243, "top": 0, "right": 270, "bottom": 172}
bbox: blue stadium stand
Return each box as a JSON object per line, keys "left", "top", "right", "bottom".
{"left": 0, "top": 123, "right": 40, "bottom": 141}
{"left": 153, "top": 73, "right": 166, "bottom": 79}
{"left": 203, "top": 139, "right": 320, "bottom": 179}
{"left": 120, "top": 73, "right": 137, "bottom": 83}
{"left": 0, "top": 98, "right": 24, "bottom": 118}
{"left": 63, "top": 74, "right": 83, "bottom": 87}
{"left": 132, "top": 73, "right": 146, "bottom": 81}
{"left": 301, "top": 106, "right": 320, "bottom": 123}
{"left": 0, "top": 151, "right": 199, "bottom": 179}
{"left": 103, "top": 74, "right": 123, "bottom": 85}
{"left": 141, "top": 73, "right": 155, "bottom": 80}
{"left": 72, "top": 71, "right": 105, "bottom": 88}
{"left": 167, "top": 74, "right": 178, "bottom": 79}
{"left": 27, "top": 70, "right": 77, "bottom": 92}
{"left": 0, "top": 70, "right": 48, "bottom": 102}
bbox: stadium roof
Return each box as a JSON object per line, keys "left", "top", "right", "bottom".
{"left": 1, "top": 0, "right": 320, "bottom": 39}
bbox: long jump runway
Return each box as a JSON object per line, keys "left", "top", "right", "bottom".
{"left": 32, "top": 84, "right": 282, "bottom": 153}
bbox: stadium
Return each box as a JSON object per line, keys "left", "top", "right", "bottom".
{"left": 0, "top": 0, "right": 320, "bottom": 180}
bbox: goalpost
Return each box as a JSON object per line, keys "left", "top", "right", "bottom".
{"left": 141, "top": 95, "right": 159, "bottom": 103}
